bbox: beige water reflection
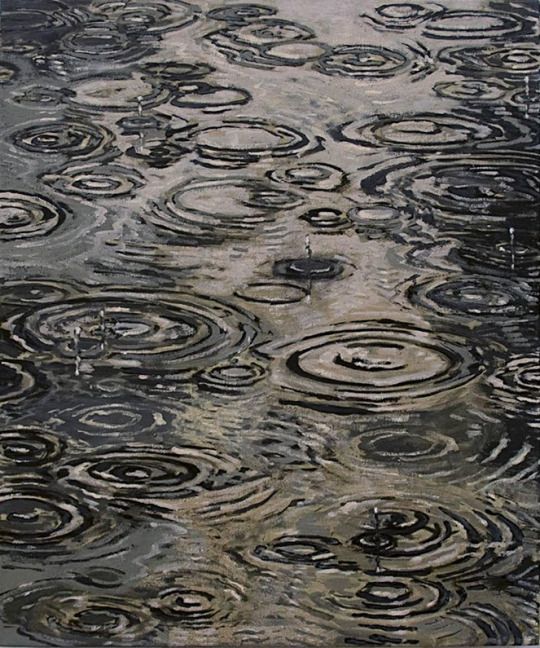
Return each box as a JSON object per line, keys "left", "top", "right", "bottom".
{"left": 0, "top": 0, "right": 538, "bottom": 645}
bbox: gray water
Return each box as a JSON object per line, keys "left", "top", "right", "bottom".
{"left": 0, "top": 0, "right": 538, "bottom": 645}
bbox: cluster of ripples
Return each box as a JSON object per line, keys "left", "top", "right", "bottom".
{"left": 0, "top": 0, "right": 537, "bottom": 645}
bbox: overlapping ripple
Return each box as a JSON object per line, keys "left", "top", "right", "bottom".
{"left": 41, "top": 163, "right": 145, "bottom": 201}
{"left": 204, "top": 18, "right": 318, "bottom": 69}
{"left": 242, "top": 489, "right": 524, "bottom": 582}
{"left": 146, "top": 177, "right": 303, "bottom": 244}
{"left": 332, "top": 409, "right": 538, "bottom": 487}
{"left": 331, "top": 111, "right": 530, "bottom": 152}
{"left": 6, "top": 289, "right": 261, "bottom": 375}
{"left": 35, "top": 22, "right": 156, "bottom": 77}
{"left": 1, "top": 581, "right": 157, "bottom": 646}
{"left": 361, "top": 153, "right": 539, "bottom": 233}
{"left": 407, "top": 275, "right": 536, "bottom": 324}
{"left": 55, "top": 443, "right": 287, "bottom": 524}
{"left": 1, "top": 0, "right": 88, "bottom": 35}
{"left": 0, "top": 483, "right": 129, "bottom": 561}
{"left": 439, "top": 44, "right": 539, "bottom": 78}
{"left": 11, "top": 120, "right": 114, "bottom": 158}
{"left": 89, "top": 0, "right": 200, "bottom": 34}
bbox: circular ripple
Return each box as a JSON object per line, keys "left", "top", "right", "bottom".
{"left": 249, "top": 490, "right": 523, "bottom": 582}
{"left": 41, "top": 163, "right": 145, "bottom": 200}
{"left": 196, "top": 360, "right": 267, "bottom": 396}
{"left": 0, "top": 485, "right": 126, "bottom": 558}
{"left": 315, "top": 44, "right": 409, "bottom": 78}
{"left": 35, "top": 22, "right": 155, "bottom": 77}
{"left": 147, "top": 177, "right": 303, "bottom": 244}
{"left": 56, "top": 444, "right": 283, "bottom": 523}
{"left": 204, "top": 19, "right": 317, "bottom": 69}
{"left": 0, "top": 279, "right": 76, "bottom": 307}
{"left": 422, "top": 10, "right": 524, "bottom": 40}
{"left": 56, "top": 445, "right": 220, "bottom": 499}
{"left": 192, "top": 118, "right": 319, "bottom": 167}
{"left": 433, "top": 79, "right": 508, "bottom": 102}
{"left": 0, "top": 428, "right": 64, "bottom": 469}
{"left": 332, "top": 112, "right": 529, "bottom": 151}
{"left": 66, "top": 75, "right": 170, "bottom": 113}
{"left": 148, "top": 569, "right": 245, "bottom": 627}
{"left": 439, "top": 44, "right": 539, "bottom": 78}
{"left": 487, "top": 356, "right": 540, "bottom": 427}
{"left": 59, "top": 22, "right": 152, "bottom": 62}
{"left": 2, "top": 583, "right": 157, "bottom": 646}
{"left": 235, "top": 281, "right": 308, "bottom": 305}
{"left": 362, "top": 153, "right": 539, "bottom": 232}
{"left": 1, "top": 0, "right": 87, "bottom": 33}
{"left": 273, "top": 256, "right": 345, "bottom": 281}
{"left": 218, "top": 18, "right": 314, "bottom": 45}
{"left": 267, "top": 162, "right": 347, "bottom": 191}
{"left": 363, "top": 3, "right": 444, "bottom": 30}
{"left": 90, "top": 0, "right": 199, "bottom": 34}
{"left": 259, "top": 320, "right": 484, "bottom": 413}
{"left": 356, "top": 426, "right": 459, "bottom": 468}
{"left": 451, "top": 236, "right": 540, "bottom": 282}
{"left": 303, "top": 574, "right": 463, "bottom": 637}
{"left": 334, "top": 410, "right": 537, "bottom": 487}
{"left": 11, "top": 120, "right": 113, "bottom": 157}
{"left": 408, "top": 275, "right": 536, "bottom": 323}
{"left": 347, "top": 496, "right": 523, "bottom": 579}
{"left": 8, "top": 291, "right": 260, "bottom": 374}
{"left": 49, "top": 400, "right": 177, "bottom": 441}
{"left": 170, "top": 82, "right": 251, "bottom": 112}
{"left": 207, "top": 4, "right": 277, "bottom": 24}
{"left": 0, "top": 360, "right": 44, "bottom": 405}
{"left": 0, "top": 191, "right": 66, "bottom": 241}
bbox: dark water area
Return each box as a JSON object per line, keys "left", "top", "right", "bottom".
{"left": 0, "top": 0, "right": 538, "bottom": 645}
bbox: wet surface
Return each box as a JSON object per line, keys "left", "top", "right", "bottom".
{"left": 0, "top": 0, "right": 538, "bottom": 645}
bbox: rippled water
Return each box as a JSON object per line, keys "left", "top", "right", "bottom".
{"left": 0, "top": 0, "right": 538, "bottom": 645}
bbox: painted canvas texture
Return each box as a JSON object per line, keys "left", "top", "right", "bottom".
{"left": 0, "top": 0, "right": 538, "bottom": 646}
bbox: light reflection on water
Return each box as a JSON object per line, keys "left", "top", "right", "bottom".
{"left": 0, "top": 0, "right": 538, "bottom": 645}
